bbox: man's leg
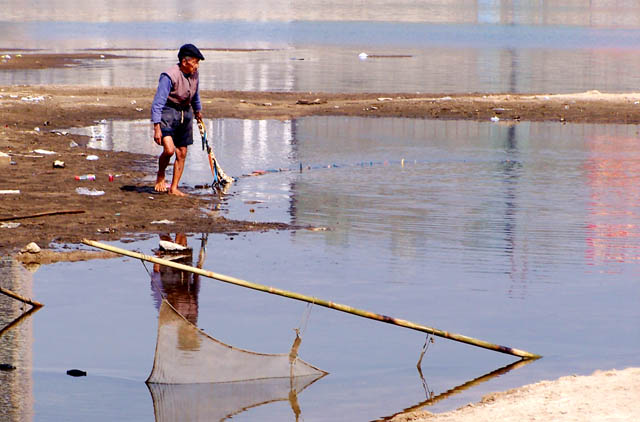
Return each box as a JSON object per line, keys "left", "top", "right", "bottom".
{"left": 155, "top": 136, "right": 176, "bottom": 192}
{"left": 168, "top": 146, "right": 188, "bottom": 196}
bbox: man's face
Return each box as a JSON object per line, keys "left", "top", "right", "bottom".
{"left": 180, "top": 57, "right": 200, "bottom": 74}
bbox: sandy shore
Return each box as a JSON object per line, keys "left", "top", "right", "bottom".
{"left": 391, "top": 367, "right": 640, "bottom": 422}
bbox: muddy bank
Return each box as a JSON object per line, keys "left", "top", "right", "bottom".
{"left": 391, "top": 367, "right": 640, "bottom": 422}
{"left": 2, "top": 84, "right": 640, "bottom": 256}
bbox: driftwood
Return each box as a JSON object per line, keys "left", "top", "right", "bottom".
{"left": 0, "top": 209, "right": 85, "bottom": 222}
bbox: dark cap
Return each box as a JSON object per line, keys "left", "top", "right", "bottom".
{"left": 178, "top": 43, "right": 205, "bottom": 61}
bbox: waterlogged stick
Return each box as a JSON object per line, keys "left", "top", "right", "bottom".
{"left": 83, "top": 239, "right": 541, "bottom": 359}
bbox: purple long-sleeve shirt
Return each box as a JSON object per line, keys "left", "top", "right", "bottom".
{"left": 150, "top": 73, "right": 202, "bottom": 123}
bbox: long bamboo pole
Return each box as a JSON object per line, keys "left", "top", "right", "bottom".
{"left": 0, "top": 286, "right": 43, "bottom": 308}
{"left": 83, "top": 239, "right": 541, "bottom": 359}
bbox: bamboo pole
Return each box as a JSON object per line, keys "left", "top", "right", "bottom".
{"left": 0, "top": 209, "right": 85, "bottom": 222}
{"left": 0, "top": 287, "right": 43, "bottom": 308}
{"left": 83, "top": 239, "right": 541, "bottom": 359}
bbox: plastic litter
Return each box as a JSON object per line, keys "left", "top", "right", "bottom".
{"left": 75, "top": 174, "right": 96, "bottom": 181}
{"left": 33, "top": 149, "right": 56, "bottom": 155}
{"left": 75, "top": 187, "right": 104, "bottom": 196}
{"left": 86, "top": 155, "right": 99, "bottom": 161}
{"left": 151, "top": 219, "right": 175, "bottom": 225}
{"left": 53, "top": 160, "right": 65, "bottom": 168}
{"left": 0, "top": 190, "right": 20, "bottom": 194}
{"left": 0, "top": 222, "right": 20, "bottom": 229}
{"left": 490, "top": 116, "right": 500, "bottom": 122}
{"left": 358, "top": 52, "right": 368, "bottom": 60}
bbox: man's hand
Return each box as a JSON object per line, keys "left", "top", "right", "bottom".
{"left": 153, "top": 123, "right": 162, "bottom": 145}
{"left": 194, "top": 110, "right": 203, "bottom": 122}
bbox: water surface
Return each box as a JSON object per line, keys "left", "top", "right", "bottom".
{"left": 6, "top": 116, "right": 638, "bottom": 421}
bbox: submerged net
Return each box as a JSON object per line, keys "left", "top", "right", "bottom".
{"left": 147, "top": 299, "right": 327, "bottom": 384}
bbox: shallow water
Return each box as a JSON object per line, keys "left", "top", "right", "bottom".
{"left": 4, "top": 2, "right": 640, "bottom": 92}
{"left": 3, "top": 116, "right": 639, "bottom": 421}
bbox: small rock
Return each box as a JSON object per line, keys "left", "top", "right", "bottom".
{"left": 21, "top": 242, "right": 41, "bottom": 254}
{"left": 66, "top": 369, "right": 87, "bottom": 377}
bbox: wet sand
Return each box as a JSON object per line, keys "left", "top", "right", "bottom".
{"left": 2, "top": 84, "right": 640, "bottom": 255}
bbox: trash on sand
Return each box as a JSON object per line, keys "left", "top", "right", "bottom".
{"left": 490, "top": 116, "right": 500, "bottom": 122}
{"left": 358, "top": 52, "right": 368, "bottom": 60}
{"left": 0, "top": 190, "right": 20, "bottom": 194}
{"left": 66, "top": 369, "right": 87, "bottom": 377}
{"left": 151, "top": 220, "right": 175, "bottom": 225}
{"left": 69, "top": 140, "right": 79, "bottom": 148}
{"left": 33, "top": 149, "right": 56, "bottom": 155}
{"left": 86, "top": 155, "right": 99, "bottom": 161}
{"left": 159, "top": 240, "right": 188, "bottom": 251}
{"left": 439, "top": 96, "right": 453, "bottom": 101}
{"left": 34, "top": 127, "right": 40, "bottom": 132}
{"left": 296, "top": 98, "right": 324, "bottom": 105}
{"left": 75, "top": 187, "right": 104, "bottom": 196}
{"left": 53, "top": 160, "right": 65, "bottom": 168}
{"left": 0, "top": 222, "right": 20, "bottom": 229}
{"left": 377, "top": 97, "right": 393, "bottom": 102}
{"left": 21, "top": 95, "right": 45, "bottom": 103}
{"left": 75, "top": 174, "right": 96, "bottom": 181}
{"left": 20, "top": 242, "right": 41, "bottom": 254}
{"left": 0, "top": 364, "right": 16, "bottom": 371}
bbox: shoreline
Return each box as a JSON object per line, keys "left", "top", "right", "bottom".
{"left": 2, "top": 84, "right": 640, "bottom": 256}
{"left": 391, "top": 367, "right": 640, "bottom": 422}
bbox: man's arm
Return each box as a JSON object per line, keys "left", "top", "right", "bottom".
{"left": 192, "top": 79, "right": 202, "bottom": 121}
{"left": 151, "top": 74, "right": 172, "bottom": 144}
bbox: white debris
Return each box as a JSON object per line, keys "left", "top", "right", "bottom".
{"left": 151, "top": 219, "right": 175, "bottom": 225}
{"left": 490, "top": 116, "right": 500, "bottom": 122}
{"left": 377, "top": 97, "right": 393, "bottom": 102}
{"left": 86, "top": 155, "right": 99, "bottom": 161}
{"left": 159, "top": 240, "right": 187, "bottom": 251}
{"left": 75, "top": 187, "right": 105, "bottom": 196}
{"left": 33, "top": 149, "right": 56, "bottom": 155}
{"left": 439, "top": 96, "right": 453, "bottom": 101}
{"left": 358, "top": 52, "right": 368, "bottom": 60}
{"left": 21, "top": 95, "right": 45, "bottom": 103}
{"left": 0, "top": 189, "right": 20, "bottom": 194}
{"left": 0, "top": 222, "right": 20, "bottom": 229}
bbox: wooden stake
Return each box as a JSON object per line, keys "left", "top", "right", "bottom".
{"left": 0, "top": 287, "right": 43, "bottom": 308}
{"left": 83, "top": 239, "right": 541, "bottom": 359}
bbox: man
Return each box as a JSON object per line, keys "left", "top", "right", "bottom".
{"left": 150, "top": 43, "right": 205, "bottom": 196}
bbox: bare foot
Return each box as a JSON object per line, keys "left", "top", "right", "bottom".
{"left": 154, "top": 178, "right": 168, "bottom": 192}
{"left": 168, "top": 187, "right": 187, "bottom": 197}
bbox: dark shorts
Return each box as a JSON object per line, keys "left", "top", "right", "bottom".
{"left": 160, "top": 106, "right": 194, "bottom": 147}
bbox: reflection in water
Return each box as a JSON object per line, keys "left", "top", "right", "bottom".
{"left": 147, "top": 374, "right": 324, "bottom": 422}
{"left": 151, "top": 233, "right": 200, "bottom": 326}
{"left": 379, "top": 358, "right": 535, "bottom": 421}
{"left": 0, "top": 258, "right": 35, "bottom": 422}
{"left": 585, "top": 134, "right": 640, "bottom": 267}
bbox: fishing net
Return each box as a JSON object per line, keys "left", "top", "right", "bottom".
{"left": 146, "top": 299, "right": 327, "bottom": 384}
{"left": 148, "top": 374, "right": 322, "bottom": 421}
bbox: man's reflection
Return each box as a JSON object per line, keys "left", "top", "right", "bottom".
{"left": 150, "top": 233, "right": 200, "bottom": 326}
